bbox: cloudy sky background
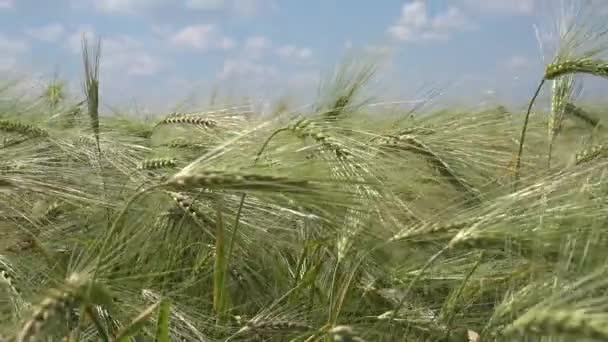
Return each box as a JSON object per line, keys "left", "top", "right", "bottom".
{"left": 1, "top": 0, "right": 607, "bottom": 111}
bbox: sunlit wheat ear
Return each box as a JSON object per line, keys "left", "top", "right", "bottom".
{"left": 574, "top": 143, "right": 607, "bottom": 165}
{"left": 316, "top": 57, "right": 376, "bottom": 121}
{"left": 162, "top": 138, "right": 208, "bottom": 150}
{"left": 137, "top": 158, "right": 178, "bottom": 170}
{"left": 547, "top": 74, "right": 580, "bottom": 168}
{"left": 390, "top": 217, "right": 480, "bottom": 242}
{"left": 165, "top": 191, "right": 216, "bottom": 227}
{"left": 379, "top": 134, "right": 481, "bottom": 203}
{"left": 227, "top": 305, "right": 315, "bottom": 341}
{"left": 165, "top": 171, "right": 314, "bottom": 193}
{"left": 395, "top": 126, "right": 436, "bottom": 137}
{"left": 287, "top": 119, "right": 352, "bottom": 159}
{"left": 81, "top": 35, "right": 101, "bottom": 151}
{"left": 482, "top": 281, "right": 554, "bottom": 338}
{"left": 501, "top": 267, "right": 608, "bottom": 340}
{"left": 0, "top": 119, "right": 49, "bottom": 138}
{"left": 504, "top": 309, "right": 608, "bottom": 341}
{"left": 545, "top": 59, "right": 608, "bottom": 80}
{"left": 15, "top": 272, "right": 112, "bottom": 342}
{"left": 515, "top": 0, "right": 608, "bottom": 185}
{"left": 154, "top": 114, "right": 218, "bottom": 129}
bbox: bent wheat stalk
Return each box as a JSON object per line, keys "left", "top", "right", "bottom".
{"left": 513, "top": 79, "right": 545, "bottom": 189}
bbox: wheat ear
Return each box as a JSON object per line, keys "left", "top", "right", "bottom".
{"left": 137, "top": 158, "right": 178, "bottom": 170}
{"left": 165, "top": 171, "right": 313, "bottom": 193}
{"left": 155, "top": 115, "right": 218, "bottom": 129}
{"left": 16, "top": 273, "right": 110, "bottom": 342}
{"left": 0, "top": 119, "right": 49, "bottom": 137}
{"left": 547, "top": 75, "right": 578, "bottom": 169}
{"left": 165, "top": 191, "right": 216, "bottom": 228}
{"left": 380, "top": 135, "right": 481, "bottom": 204}
{"left": 545, "top": 59, "right": 608, "bottom": 80}
{"left": 574, "top": 143, "right": 607, "bottom": 165}
{"left": 565, "top": 102, "right": 600, "bottom": 127}
{"left": 81, "top": 35, "right": 101, "bottom": 154}
{"left": 504, "top": 309, "right": 608, "bottom": 341}
{"left": 288, "top": 119, "right": 351, "bottom": 159}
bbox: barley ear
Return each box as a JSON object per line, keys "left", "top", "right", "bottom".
{"left": 137, "top": 158, "right": 178, "bottom": 171}
{"left": 504, "top": 309, "right": 608, "bottom": 341}
{"left": 547, "top": 75, "right": 579, "bottom": 168}
{"left": 545, "top": 59, "right": 608, "bottom": 80}
{"left": 574, "top": 143, "right": 607, "bottom": 165}
{"left": 565, "top": 102, "right": 600, "bottom": 128}
{"left": 0, "top": 119, "right": 49, "bottom": 138}
{"left": 81, "top": 35, "right": 102, "bottom": 153}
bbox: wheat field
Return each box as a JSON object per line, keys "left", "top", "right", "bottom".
{"left": 2, "top": 2, "right": 608, "bottom": 342}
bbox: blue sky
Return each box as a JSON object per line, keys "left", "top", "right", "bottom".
{"left": 0, "top": 0, "right": 606, "bottom": 111}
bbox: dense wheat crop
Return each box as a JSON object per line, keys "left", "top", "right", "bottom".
{"left": 2, "top": 2, "right": 608, "bottom": 341}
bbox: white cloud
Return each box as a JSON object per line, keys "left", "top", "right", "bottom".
{"left": 186, "top": 0, "right": 225, "bottom": 10}
{"left": 363, "top": 44, "right": 395, "bottom": 58}
{"left": 169, "top": 24, "right": 236, "bottom": 51}
{"left": 231, "top": 0, "right": 278, "bottom": 17}
{"left": 242, "top": 36, "right": 312, "bottom": 61}
{"left": 25, "top": 23, "right": 65, "bottom": 43}
{"left": 432, "top": 7, "right": 471, "bottom": 30}
{"left": 0, "top": 34, "right": 28, "bottom": 54}
{"left": 287, "top": 70, "right": 319, "bottom": 89}
{"left": 185, "top": 0, "right": 277, "bottom": 16}
{"left": 505, "top": 55, "right": 530, "bottom": 69}
{"left": 0, "top": 0, "right": 13, "bottom": 9}
{"left": 276, "top": 45, "right": 312, "bottom": 60}
{"left": 0, "top": 34, "right": 28, "bottom": 71}
{"left": 461, "top": 0, "right": 535, "bottom": 15}
{"left": 65, "top": 25, "right": 96, "bottom": 53}
{"left": 217, "top": 59, "right": 279, "bottom": 81}
{"left": 388, "top": 2, "right": 475, "bottom": 43}
{"left": 245, "top": 35, "right": 272, "bottom": 51}
{"left": 0, "top": 56, "right": 16, "bottom": 70}
{"left": 65, "top": 29, "right": 163, "bottom": 76}
{"left": 91, "top": 0, "right": 169, "bottom": 13}
{"left": 219, "top": 37, "right": 237, "bottom": 50}
{"left": 244, "top": 35, "right": 272, "bottom": 58}
{"left": 102, "top": 36, "right": 164, "bottom": 76}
